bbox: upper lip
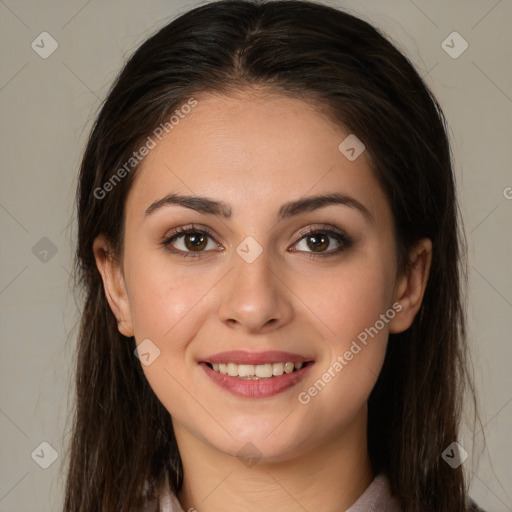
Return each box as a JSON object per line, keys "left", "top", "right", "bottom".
{"left": 200, "top": 350, "right": 313, "bottom": 365}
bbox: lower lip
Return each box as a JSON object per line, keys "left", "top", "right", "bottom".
{"left": 200, "top": 362, "right": 314, "bottom": 398}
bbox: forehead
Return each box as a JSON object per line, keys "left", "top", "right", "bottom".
{"left": 125, "top": 90, "right": 390, "bottom": 225}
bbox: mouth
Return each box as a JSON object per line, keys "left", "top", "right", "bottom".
{"left": 199, "top": 351, "right": 314, "bottom": 398}
{"left": 205, "top": 360, "right": 309, "bottom": 379}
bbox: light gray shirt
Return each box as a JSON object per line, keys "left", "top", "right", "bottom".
{"left": 148, "top": 473, "right": 401, "bottom": 511}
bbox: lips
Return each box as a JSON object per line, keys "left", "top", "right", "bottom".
{"left": 199, "top": 350, "right": 314, "bottom": 398}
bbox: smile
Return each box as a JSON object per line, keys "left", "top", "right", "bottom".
{"left": 199, "top": 351, "right": 314, "bottom": 398}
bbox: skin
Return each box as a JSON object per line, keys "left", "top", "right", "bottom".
{"left": 94, "top": 88, "right": 432, "bottom": 512}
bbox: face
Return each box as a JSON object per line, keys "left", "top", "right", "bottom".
{"left": 95, "top": 88, "right": 431, "bottom": 462}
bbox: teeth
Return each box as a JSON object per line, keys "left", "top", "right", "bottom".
{"left": 209, "top": 361, "right": 305, "bottom": 378}
{"left": 255, "top": 364, "right": 273, "bottom": 378}
{"left": 238, "top": 364, "right": 255, "bottom": 377}
{"left": 272, "top": 362, "right": 284, "bottom": 376}
{"left": 284, "top": 362, "right": 295, "bottom": 374}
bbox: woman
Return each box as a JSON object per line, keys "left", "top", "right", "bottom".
{"left": 64, "top": 1, "right": 484, "bottom": 510}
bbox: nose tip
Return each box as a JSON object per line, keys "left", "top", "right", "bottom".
{"left": 217, "top": 244, "right": 293, "bottom": 333}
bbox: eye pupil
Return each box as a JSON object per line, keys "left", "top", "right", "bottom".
{"left": 307, "top": 234, "right": 329, "bottom": 252}
{"left": 185, "top": 233, "right": 207, "bottom": 251}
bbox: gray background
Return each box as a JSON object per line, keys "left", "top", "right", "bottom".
{"left": 0, "top": 0, "right": 511, "bottom": 510}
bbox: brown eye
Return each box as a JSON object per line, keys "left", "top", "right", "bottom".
{"left": 163, "top": 227, "right": 220, "bottom": 257}
{"left": 292, "top": 227, "right": 353, "bottom": 256}
{"left": 183, "top": 232, "right": 208, "bottom": 251}
{"left": 306, "top": 233, "right": 330, "bottom": 252}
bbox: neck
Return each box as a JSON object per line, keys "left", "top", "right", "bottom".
{"left": 174, "top": 409, "right": 373, "bottom": 512}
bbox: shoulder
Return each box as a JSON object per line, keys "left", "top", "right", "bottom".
{"left": 347, "top": 473, "right": 400, "bottom": 512}
{"left": 352, "top": 474, "right": 488, "bottom": 512}
{"left": 156, "top": 476, "right": 185, "bottom": 512}
{"left": 143, "top": 472, "right": 486, "bottom": 512}
{"left": 137, "top": 476, "right": 185, "bottom": 512}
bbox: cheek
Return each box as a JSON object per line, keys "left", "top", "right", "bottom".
{"left": 295, "top": 262, "right": 393, "bottom": 429}
{"left": 125, "top": 246, "right": 213, "bottom": 344}
{"left": 290, "top": 248, "right": 395, "bottom": 417}
{"left": 124, "top": 254, "right": 219, "bottom": 426}
{"left": 291, "top": 251, "right": 396, "bottom": 351}
{"left": 298, "top": 343, "right": 386, "bottom": 440}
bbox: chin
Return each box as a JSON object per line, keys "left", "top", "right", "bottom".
{"left": 202, "top": 416, "right": 311, "bottom": 463}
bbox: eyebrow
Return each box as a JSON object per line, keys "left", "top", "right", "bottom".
{"left": 144, "top": 192, "right": 374, "bottom": 224}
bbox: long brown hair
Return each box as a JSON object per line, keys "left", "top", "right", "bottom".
{"left": 64, "top": 1, "right": 482, "bottom": 510}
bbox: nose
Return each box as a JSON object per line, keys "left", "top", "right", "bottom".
{"left": 217, "top": 244, "right": 294, "bottom": 334}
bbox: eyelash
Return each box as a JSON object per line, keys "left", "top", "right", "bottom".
{"left": 161, "top": 224, "right": 353, "bottom": 260}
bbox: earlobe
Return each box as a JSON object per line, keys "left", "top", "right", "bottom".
{"left": 389, "top": 238, "right": 432, "bottom": 334}
{"left": 92, "top": 234, "right": 134, "bottom": 337}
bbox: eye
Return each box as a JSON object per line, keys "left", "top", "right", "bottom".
{"left": 162, "top": 225, "right": 221, "bottom": 258}
{"left": 291, "top": 225, "right": 353, "bottom": 256}
{"left": 161, "top": 224, "right": 352, "bottom": 259}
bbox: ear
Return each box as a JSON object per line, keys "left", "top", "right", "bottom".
{"left": 92, "top": 234, "right": 134, "bottom": 337}
{"left": 389, "top": 238, "right": 432, "bottom": 334}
